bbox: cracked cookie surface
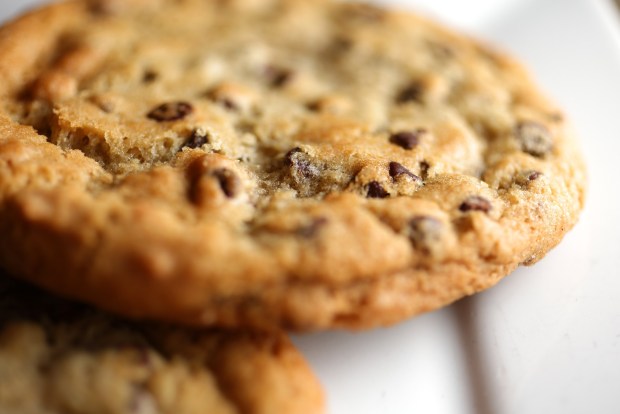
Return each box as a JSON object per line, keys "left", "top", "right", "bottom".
{"left": 0, "top": 273, "right": 325, "bottom": 414}
{"left": 0, "top": 0, "right": 586, "bottom": 330}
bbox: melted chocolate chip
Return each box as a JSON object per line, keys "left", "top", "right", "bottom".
{"left": 396, "top": 82, "right": 424, "bottom": 103}
{"left": 527, "top": 171, "right": 542, "bottom": 181}
{"left": 389, "top": 162, "right": 421, "bottom": 181}
{"left": 182, "top": 130, "right": 209, "bottom": 150}
{"left": 219, "top": 98, "right": 238, "bottom": 111}
{"left": 211, "top": 168, "right": 241, "bottom": 198}
{"left": 147, "top": 102, "right": 193, "bottom": 122}
{"left": 142, "top": 70, "right": 158, "bottom": 83}
{"left": 514, "top": 121, "right": 553, "bottom": 157}
{"left": 265, "top": 66, "right": 294, "bottom": 88}
{"left": 366, "top": 181, "right": 389, "bottom": 198}
{"left": 459, "top": 196, "right": 492, "bottom": 213}
{"left": 515, "top": 170, "right": 543, "bottom": 187}
{"left": 306, "top": 100, "right": 321, "bottom": 112}
{"left": 409, "top": 216, "right": 442, "bottom": 253}
{"left": 296, "top": 217, "right": 329, "bottom": 238}
{"left": 389, "top": 130, "right": 425, "bottom": 150}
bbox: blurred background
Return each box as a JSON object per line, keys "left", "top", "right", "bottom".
{"left": 0, "top": 0, "right": 537, "bottom": 29}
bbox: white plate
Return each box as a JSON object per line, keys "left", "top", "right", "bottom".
{"left": 2, "top": 1, "right": 619, "bottom": 413}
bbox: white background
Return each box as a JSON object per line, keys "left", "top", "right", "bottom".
{"left": 2, "top": 1, "right": 619, "bottom": 413}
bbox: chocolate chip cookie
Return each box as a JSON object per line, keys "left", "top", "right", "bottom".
{"left": 0, "top": 272, "right": 325, "bottom": 414}
{"left": 0, "top": 0, "right": 586, "bottom": 330}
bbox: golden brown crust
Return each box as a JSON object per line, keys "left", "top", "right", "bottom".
{"left": 0, "top": 0, "right": 586, "bottom": 330}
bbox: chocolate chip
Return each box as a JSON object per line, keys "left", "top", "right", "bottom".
{"left": 408, "top": 216, "right": 442, "bottom": 253}
{"left": 187, "top": 160, "right": 240, "bottom": 205}
{"left": 514, "top": 121, "right": 553, "bottom": 157}
{"left": 389, "top": 130, "right": 425, "bottom": 150}
{"left": 142, "top": 70, "right": 158, "bottom": 83}
{"left": 265, "top": 66, "right": 294, "bottom": 88}
{"left": 219, "top": 98, "right": 238, "bottom": 111}
{"left": 366, "top": 181, "right": 389, "bottom": 198}
{"left": 459, "top": 196, "right": 492, "bottom": 213}
{"left": 389, "top": 162, "right": 421, "bottom": 182}
{"left": 147, "top": 102, "right": 193, "bottom": 122}
{"left": 285, "top": 147, "right": 320, "bottom": 179}
{"left": 306, "top": 100, "right": 321, "bottom": 112}
{"left": 527, "top": 171, "right": 542, "bottom": 181}
{"left": 211, "top": 168, "right": 241, "bottom": 198}
{"left": 396, "top": 82, "right": 424, "bottom": 103}
{"left": 515, "top": 170, "right": 543, "bottom": 187}
{"left": 419, "top": 161, "right": 430, "bottom": 180}
{"left": 296, "top": 217, "right": 329, "bottom": 238}
{"left": 182, "top": 130, "right": 209, "bottom": 150}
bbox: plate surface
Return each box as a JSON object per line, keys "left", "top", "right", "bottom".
{"left": 1, "top": 1, "right": 619, "bottom": 413}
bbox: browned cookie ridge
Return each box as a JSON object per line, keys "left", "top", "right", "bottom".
{"left": 0, "top": 0, "right": 586, "bottom": 330}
